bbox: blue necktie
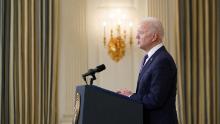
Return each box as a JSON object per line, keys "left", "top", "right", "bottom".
{"left": 140, "top": 54, "right": 148, "bottom": 73}
{"left": 142, "top": 54, "right": 148, "bottom": 66}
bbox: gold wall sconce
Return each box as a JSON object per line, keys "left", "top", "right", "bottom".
{"left": 102, "top": 9, "right": 133, "bottom": 62}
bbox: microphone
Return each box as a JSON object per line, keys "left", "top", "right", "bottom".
{"left": 82, "top": 64, "right": 106, "bottom": 78}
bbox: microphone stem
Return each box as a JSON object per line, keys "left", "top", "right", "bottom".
{"left": 90, "top": 74, "right": 96, "bottom": 85}
{"left": 83, "top": 77, "right": 88, "bottom": 85}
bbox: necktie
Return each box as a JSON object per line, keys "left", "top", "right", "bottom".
{"left": 140, "top": 54, "right": 148, "bottom": 73}
{"left": 142, "top": 54, "right": 148, "bottom": 66}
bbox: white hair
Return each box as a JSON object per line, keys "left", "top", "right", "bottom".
{"left": 141, "top": 17, "right": 164, "bottom": 39}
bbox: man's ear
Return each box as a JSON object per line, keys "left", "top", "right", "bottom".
{"left": 152, "top": 33, "right": 158, "bottom": 42}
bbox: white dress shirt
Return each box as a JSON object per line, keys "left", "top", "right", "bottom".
{"left": 143, "top": 43, "right": 164, "bottom": 65}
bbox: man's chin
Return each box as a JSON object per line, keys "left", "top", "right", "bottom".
{"left": 138, "top": 45, "right": 143, "bottom": 49}
{"left": 139, "top": 46, "right": 147, "bottom": 51}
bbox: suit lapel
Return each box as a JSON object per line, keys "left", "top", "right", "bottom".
{"left": 139, "top": 57, "right": 153, "bottom": 76}
{"left": 136, "top": 46, "right": 166, "bottom": 92}
{"left": 137, "top": 56, "right": 154, "bottom": 83}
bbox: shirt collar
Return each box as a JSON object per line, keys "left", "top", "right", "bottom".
{"left": 146, "top": 42, "right": 163, "bottom": 58}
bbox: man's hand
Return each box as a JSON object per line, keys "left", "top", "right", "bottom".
{"left": 116, "top": 89, "right": 133, "bottom": 97}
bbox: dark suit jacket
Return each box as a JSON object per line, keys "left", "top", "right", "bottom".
{"left": 130, "top": 46, "right": 178, "bottom": 124}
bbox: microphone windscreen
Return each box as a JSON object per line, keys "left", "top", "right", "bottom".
{"left": 96, "top": 64, "right": 106, "bottom": 72}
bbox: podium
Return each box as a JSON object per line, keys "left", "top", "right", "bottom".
{"left": 73, "top": 85, "right": 143, "bottom": 124}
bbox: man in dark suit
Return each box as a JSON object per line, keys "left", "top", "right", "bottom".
{"left": 118, "top": 17, "right": 178, "bottom": 124}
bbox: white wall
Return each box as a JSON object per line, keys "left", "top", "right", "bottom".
{"left": 58, "top": 0, "right": 87, "bottom": 123}
{"left": 58, "top": 0, "right": 178, "bottom": 124}
{"left": 86, "top": 0, "right": 146, "bottom": 92}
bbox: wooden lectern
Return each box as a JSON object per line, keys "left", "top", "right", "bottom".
{"left": 73, "top": 85, "right": 143, "bottom": 124}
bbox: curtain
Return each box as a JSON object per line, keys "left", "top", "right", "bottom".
{"left": 177, "top": 0, "right": 220, "bottom": 123}
{"left": 0, "top": 0, "right": 59, "bottom": 124}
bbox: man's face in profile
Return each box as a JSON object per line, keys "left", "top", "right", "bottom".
{"left": 136, "top": 23, "right": 154, "bottom": 51}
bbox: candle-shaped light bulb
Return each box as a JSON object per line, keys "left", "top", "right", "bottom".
{"left": 103, "top": 21, "right": 107, "bottom": 46}
{"left": 123, "top": 29, "right": 126, "bottom": 41}
{"left": 121, "top": 15, "right": 126, "bottom": 40}
{"left": 129, "top": 22, "right": 133, "bottom": 45}
{"left": 116, "top": 24, "right": 121, "bottom": 37}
